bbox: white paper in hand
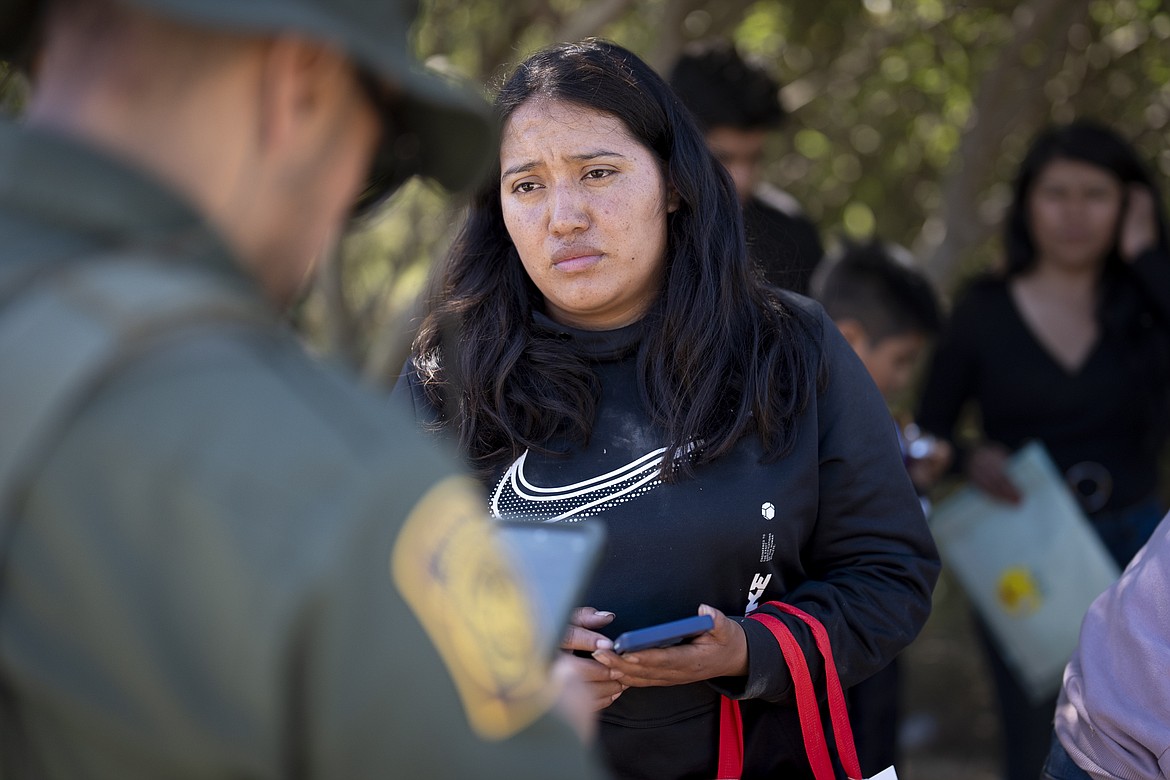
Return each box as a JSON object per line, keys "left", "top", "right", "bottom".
{"left": 928, "top": 441, "right": 1119, "bottom": 702}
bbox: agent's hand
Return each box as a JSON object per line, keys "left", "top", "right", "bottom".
{"left": 967, "top": 442, "right": 1022, "bottom": 504}
{"left": 1120, "top": 184, "right": 1158, "bottom": 262}
{"left": 550, "top": 653, "right": 599, "bottom": 743}
{"left": 590, "top": 604, "right": 747, "bottom": 688}
{"left": 560, "top": 607, "right": 627, "bottom": 711}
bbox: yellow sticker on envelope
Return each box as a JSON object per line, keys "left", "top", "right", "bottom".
{"left": 997, "top": 566, "right": 1043, "bottom": 617}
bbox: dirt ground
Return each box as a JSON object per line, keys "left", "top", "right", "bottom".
{"left": 897, "top": 569, "right": 1004, "bottom": 780}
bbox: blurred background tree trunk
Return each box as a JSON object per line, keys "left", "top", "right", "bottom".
{"left": 923, "top": 0, "right": 1093, "bottom": 292}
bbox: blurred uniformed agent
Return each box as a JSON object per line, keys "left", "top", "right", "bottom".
{"left": 0, "top": 0, "right": 605, "bottom": 777}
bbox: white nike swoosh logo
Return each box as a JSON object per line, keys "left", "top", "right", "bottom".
{"left": 490, "top": 448, "right": 668, "bottom": 522}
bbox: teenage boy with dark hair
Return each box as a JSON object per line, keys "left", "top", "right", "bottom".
{"left": 815, "top": 239, "right": 951, "bottom": 775}
{"left": 668, "top": 39, "right": 823, "bottom": 293}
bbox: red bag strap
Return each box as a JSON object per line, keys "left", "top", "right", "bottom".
{"left": 716, "top": 695, "right": 744, "bottom": 780}
{"left": 750, "top": 613, "right": 837, "bottom": 780}
{"left": 716, "top": 604, "right": 864, "bottom": 780}
{"left": 763, "top": 602, "right": 862, "bottom": 779}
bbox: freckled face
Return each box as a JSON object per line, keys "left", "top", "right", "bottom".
{"left": 499, "top": 99, "right": 677, "bottom": 330}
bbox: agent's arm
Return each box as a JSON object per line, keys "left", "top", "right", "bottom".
{"left": 302, "top": 445, "right": 605, "bottom": 779}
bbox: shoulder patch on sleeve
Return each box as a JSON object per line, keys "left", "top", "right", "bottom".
{"left": 390, "top": 475, "right": 554, "bottom": 740}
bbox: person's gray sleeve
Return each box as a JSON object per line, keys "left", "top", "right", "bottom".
{"left": 1055, "top": 512, "right": 1170, "bottom": 778}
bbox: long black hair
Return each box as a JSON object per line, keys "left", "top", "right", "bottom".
{"left": 412, "top": 39, "right": 818, "bottom": 481}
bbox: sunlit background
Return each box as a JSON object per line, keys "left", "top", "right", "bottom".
{"left": 272, "top": 0, "right": 1170, "bottom": 387}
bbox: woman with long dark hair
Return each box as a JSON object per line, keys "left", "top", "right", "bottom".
{"left": 917, "top": 120, "right": 1170, "bottom": 780}
{"left": 397, "top": 39, "right": 939, "bottom": 779}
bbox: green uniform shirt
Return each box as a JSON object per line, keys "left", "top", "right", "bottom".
{"left": 0, "top": 121, "right": 602, "bottom": 779}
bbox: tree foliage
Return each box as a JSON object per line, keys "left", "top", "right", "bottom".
{"left": 4, "top": 3, "right": 1165, "bottom": 379}
{"left": 319, "top": 0, "right": 1170, "bottom": 383}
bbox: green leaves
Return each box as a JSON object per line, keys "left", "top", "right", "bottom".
{"left": 323, "top": 0, "right": 1170, "bottom": 377}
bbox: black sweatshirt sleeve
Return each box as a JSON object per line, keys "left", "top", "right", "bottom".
{"left": 714, "top": 308, "right": 941, "bottom": 703}
{"left": 1128, "top": 248, "right": 1170, "bottom": 322}
{"left": 916, "top": 283, "right": 986, "bottom": 470}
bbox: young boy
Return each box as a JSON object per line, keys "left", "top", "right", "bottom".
{"left": 816, "top": 239, "right": 951, "bottom": 493}
{"left": 815, "top": 239, "right": 950, "bottom": 775}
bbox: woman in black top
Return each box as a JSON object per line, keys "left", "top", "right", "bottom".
{"left": 917, "top": 120, "right": 1170, "bottom": 780}
{"left": 397, "top": 39, "right": 939, "bottom": 779}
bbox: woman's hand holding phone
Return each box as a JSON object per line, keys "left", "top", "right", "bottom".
{"left": 590, "top": 604, "right": 748, "bottom": 688}
{"left": 560, "top": 607, "right": 628, "bottom": 711}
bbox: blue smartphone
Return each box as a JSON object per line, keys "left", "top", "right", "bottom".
{"left": 612, "top": 614, "right": 715, "bottom": 654}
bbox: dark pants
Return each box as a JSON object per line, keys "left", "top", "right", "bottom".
{"left": 846, "top": 658, "right": 900, "bottom": 776}
{"left": 975, "top": 618, "right": 1056, "bottom": 780}
{"left": 1040, "top": 733, "right": 1092, "bottom": 780}
{"left": 979, "top": 496, "right": 1162, "bottom": 780}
